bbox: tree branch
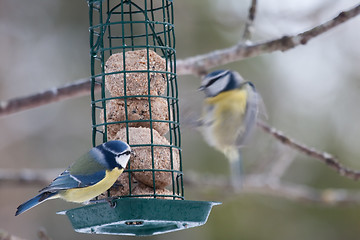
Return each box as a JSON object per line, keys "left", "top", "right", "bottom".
{"left": 184, "top": 171, "right": 360, "bottom": 205}
{"left": 1, "top": 4, "right": 359, "bottom": 118}
{"left": 0, "top": 229, "right": 28, "bottom": 240}
{"left": 0, "top": 168, "right": 61, "bottom": 186}
{"left": 3, "top": 168, "right": 360, "bottom": 206}
{"left": 257, "top": 121, "right": 360, "bottom": 180}
{"left": 242, "top": 0, "right": 257, "bottom": 41}
{"left": 0, "top": 78, "right": 100, "bottom": 117}
{"left": 176, "top": 3, "right": 360, "bottom": 75}
{"left": 0, "top": 228, "right": 52, "bottom": 240}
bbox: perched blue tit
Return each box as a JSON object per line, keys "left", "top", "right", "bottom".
{"left": 199, "top": 70, "right": 259, "bottom": 189}
{"left": 15, "top": 140, "right": 131, "bottom": 216}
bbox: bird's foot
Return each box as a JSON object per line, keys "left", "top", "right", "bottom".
{"left": 107, "top": 198, "right": 117, "bottom": 208}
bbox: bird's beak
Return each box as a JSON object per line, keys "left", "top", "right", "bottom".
{"left": 130, "top": 150, "right": 136, "bottom": 157}
{"left": 198, "top": 85, "right": 205, "bottom": 91}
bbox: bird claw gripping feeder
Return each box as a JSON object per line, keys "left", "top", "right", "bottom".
{"left": 59, "top": 0, "right": 220, "bottom": 236}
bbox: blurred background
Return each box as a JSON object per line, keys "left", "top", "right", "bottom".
{"left": 1, "top": 0, "right": 360, "bottom": 239}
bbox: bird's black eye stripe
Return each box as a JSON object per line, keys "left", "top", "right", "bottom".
{"left": 205, "top": 77, "right": 219, "bottom": 88}
{"left": 123, "top": 150, "right": 131, "bottom": 155}
{"left": 204, "top": 71, "right": 229, "bottom": 88}
{"left": 116, "top": 150, "right": 131, "bottom": 157}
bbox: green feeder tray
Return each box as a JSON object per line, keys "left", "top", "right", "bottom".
{"left": 58, "top": 198, "right": 220, "bottom": 236}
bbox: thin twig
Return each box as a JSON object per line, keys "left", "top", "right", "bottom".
{"left": 242, "top": 0, "right": 257, "bottom": 41}
{"left": 257, "top": 121, "right": 360, "bottom": 180}
{"left": 1, "top": 4, "right": 360, "bottom": 118}
{"left": 266, "top": 143, "right": 297, "bottom": 184}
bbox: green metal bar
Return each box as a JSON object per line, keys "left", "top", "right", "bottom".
{"left": 106, "top": 0, "right": 113, "bottom": 56}
{"left": 142, "top": 0, "right": 156, "bottom": 196}
{"left": 120, "top": 0, "right": 133, "bottom": 196}
{"left": 128, "top": 1, "right": 135, "bottom": 50}
{"left": 99, "top": 3, "right": 108, "bottom": 144}
{"left": 160, "top": 0, "right": 176, "bottom": 198}
{"left": 89, "top": 0, "right": 183, "bottom": 200}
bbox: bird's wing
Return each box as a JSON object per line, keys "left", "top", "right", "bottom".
{"left": 236, "top": 84, "right": 259, "bottom": 146}
{"left": 39, "top": 169, "right": 106, "bottom": 193}
{"left": 39, "top": 151, "right": 108, "bottom": 193}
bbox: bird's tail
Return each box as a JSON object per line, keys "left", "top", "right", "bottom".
{"left": 224, "top": 147, "right": 243, "bottom": 191}
{"left": 15, "top": 192, "right": 58, "bottom": 216}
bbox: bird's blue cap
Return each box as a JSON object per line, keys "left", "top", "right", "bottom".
{"left": 102, "top": 140, "right": 130, "bottom": 154}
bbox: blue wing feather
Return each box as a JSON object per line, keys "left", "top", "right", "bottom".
{"left": 39, "top": 148, "right": 110, "bottom": 193}
{"left": 40, "top": 169, "right": 106, "bottom": 193}
{"left": 15, "top": 192, "right": 58, "bottom": 216}
{"left": 72, "top": 171, "right": 106, "bottom": 186}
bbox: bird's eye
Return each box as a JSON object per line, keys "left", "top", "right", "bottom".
{"left": 123, "top": 150, "right": 131, "bottom": 155}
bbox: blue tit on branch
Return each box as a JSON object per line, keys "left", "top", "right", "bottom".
{"left": 15, "top": 140, "right": 132, "bottom": 216}
{"left": 199, "top": 70, "right": 259, "bottom": 189}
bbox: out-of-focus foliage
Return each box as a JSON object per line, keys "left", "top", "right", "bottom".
{"left": 1, "top": 0, "right": 360, "bottom": 239}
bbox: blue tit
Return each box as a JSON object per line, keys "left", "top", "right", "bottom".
{"left": 15, "top": 140, "right": 131, "bottom": 216}
{"left": 199, "top": 70, "right": 259, "bottom": 189}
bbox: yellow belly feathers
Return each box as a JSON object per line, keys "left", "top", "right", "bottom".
{"left": 59, "top": 168, "right": 123, "bottom": 203}
{"left": 203, "top": 89, "right": 248, "bottom": 150}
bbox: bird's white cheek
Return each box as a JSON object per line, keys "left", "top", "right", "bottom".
{"left": 116, "top": 155, "right": 130, "bottom": 169}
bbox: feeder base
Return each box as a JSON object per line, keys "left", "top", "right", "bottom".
{"left": 58, "top": 198, "right": 221, "bottom": 236}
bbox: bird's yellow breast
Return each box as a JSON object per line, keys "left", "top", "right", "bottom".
{"left": 59, "top": 168, "right": 123, "bottom": 203}
{"left": 202, "top": 88, "right": 248, "bottom": 150}
{"left": 205, "top": 88, "right": 248, "bottom": 112}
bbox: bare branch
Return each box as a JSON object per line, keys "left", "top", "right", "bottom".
{"left": 184, "top": 171, "right": 360, "bottom": 205}
{"left": 0, "top": 78, "right": 101, "bottom": 118}
{"left": 3, "top": 168, "right": 360, "bottom": 206}
{"left": 242, "top": 0, "right": 257, "bottom": 41}
{"left": 0, "top": 229, "right": 28, "bottom": 240}
{"left": 0, "top": 228, "right": 51, "bottom": 240}
{"left": 0, "top": 168, "right": 61, "bottom": 186}
{"left": 177, "top": 3, "right": 360, "bottom": 75}
{"left": 1, "top": 4, "right": 359, "bottom": 118}
{"left": 257, "top": 121, "right": 360, "bottom": 181}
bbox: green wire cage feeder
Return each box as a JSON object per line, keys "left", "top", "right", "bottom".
{"left": 59, "top": 0, "right": 220, "bottom": 236}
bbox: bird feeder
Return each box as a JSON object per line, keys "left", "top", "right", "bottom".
{"left": 59, "top": 0, "right": 220, "bottom": 236}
